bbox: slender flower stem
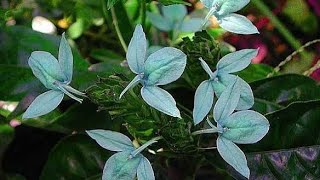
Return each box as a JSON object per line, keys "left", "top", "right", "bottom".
{"left": 141, "top": 0, "right": 146, "bottom": 29}
{"left": 111, "top": 7, "right": 128, "bottom": 53}
{"left": 202, "top": 8, "right": 215, "bottom": 28}
{"left": 177, "top": 103, "right": 192, "bottom": 116}
{"left": 192, "top": 127, "right": 218, "bottom": 136}
{"left": 130, "top": 136, "right": 162, "bottom": 158}
{"left": 198, "top": 146, "right": 217, "bottom": 150}
{"left": 268, "top": 39, "right": 320, "bottom": 76}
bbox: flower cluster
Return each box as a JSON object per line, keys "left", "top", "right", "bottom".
{"left": 23, "top": 0, "right": 269, "bottom": 179}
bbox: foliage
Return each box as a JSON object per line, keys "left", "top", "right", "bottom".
{"left": 0, "top": 0, "right": 319, "bottom": 180}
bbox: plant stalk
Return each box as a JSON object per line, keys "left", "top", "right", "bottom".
{"left": 251, "top": 0, "right": 301, "bottom": 50}
{"left": 111, "top": 7, "right": 128, "bottom": 53}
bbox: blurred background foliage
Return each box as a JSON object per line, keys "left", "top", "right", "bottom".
{"left": 0, "top": 0, "right": 320, "bottom": 179}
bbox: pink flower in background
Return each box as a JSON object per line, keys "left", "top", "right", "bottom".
{"left": 310, "top": 51, "right": 320, "bottom": 81}
{"left": 311, "top": 69, "right": 320, "bottom": 81}
{"left": 226, "top": 35, "right": 268, "bottom": 64}
{"left": 308, "top": 0, "right": 320, "bottom": 16}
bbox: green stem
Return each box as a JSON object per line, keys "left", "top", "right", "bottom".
{"left": 177, "top": 103, "right": 192, "bottom": 116}
{"left": 151, "top": 109, "right": 161, "bottom": 122}
{"left": 141, "top": 0, "right": 146, "bottom": 29}
{"left": 251, "top": 0, "right": 301, "bottom": 50}
{"left": 111, "top": 7, "right": 128, "bottom": 53}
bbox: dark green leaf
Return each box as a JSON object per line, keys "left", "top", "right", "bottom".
{"left": 113, "top": 2, "right": 133, "bottom": 45}
{"left": 0, "top": 26, "right": 88, "bottom": 69}
{"left": 0, "top": 65, "right": 40, "bottom": 101}
{"left": 251, "top": 74, "right": 320, "bottom": 114}
{"left": 90, "top": 49, "right": 123, "bottom": 62}
{"left": 236, "top": 64, "right": 274, "bottom": 83}
{"left": 247, "top": 100, "right": 320, "bottom": 152}
{"left": 40, "top": 134, "right": 111, "bottom": 180}
{"left": 52, "top": 101, "right": 112, "bottom": 132}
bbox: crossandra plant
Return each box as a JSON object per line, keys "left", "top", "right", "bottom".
{"left": 19, "top": 0, "right": 271, "bottom": 179}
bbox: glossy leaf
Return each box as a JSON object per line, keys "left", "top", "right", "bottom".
{"left": 236, "top": 64, "right": 274, "bottom": 83}
{"left": 247, "top": 145, "right": 320, "bottom": 179}
{"left": 193, "top": 80, "right": 214, "bottom": 125}
{"left": 127, "top": 25, "right": 147, "bottom": 74}
{"left": 102, "top": 151, "right": 141, "bottom": 180}
{"left": 219, "top": 13, "right": 259, "bottom": 35}
{"left": 28, "top": 51, "right": 67, "bottom": 90}
{"left": 251, "top": 74, "right": 320, "bottom": 106}
{"left": 144, "top": 47, "right": 187, "bottom": 86}
{"left": 52, "top": 102, "right": 112, "bottom": 132}
{"left": 216, "top": 49, "right": 258, "bottom": 74}
{"left": 249, "top": 100, "right": 320, "bottom": 151}
{"left": 40, "top": 134, "right": 110, "bottom": 180}
{"left": 86, "top": 130, "right": 134, "bottom": 152}
{"left": 58, "top": 33, "right": 73, "bottom": 83}
{"left": 141, "top": 86, "right": 181, "bottom": 118}
{"left": 22, "top": 90, "right": 64, "bottom": 119}
{"left": 162, "top": 4, "right": 187, "bottom": 22}
{"left": 0, "top": 65, "right": 36, "bottom": 101}
{"left": 217, "top": 136, "right": 250, "bottom": 178}
{"left": 137, "top": 156, "right": 155, "bottom": 180}
{"left": 221, "top": 110, "right": 270, "bottom": 144}
{"left": 213, "top": 78, "right": 240, "bottom": 123}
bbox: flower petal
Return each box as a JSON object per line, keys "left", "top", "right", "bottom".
{"left": 58, "top": 32, "right": 73, "bottom": 83}
{"left": 213, "top": 77, "right": 240, "bottom": 123}
{"left": 86, "top": 130, "right": 134, "bottom": 152}
{"left": 102, "top": 151, "right": 141, "bottom": 180}
{"left": 217, "top": 136, "right": 250, "bottom": 178}
{"left": 162, "top": 4, "right": 187, "bottom": 22}
{"left": 221, "top": 110, "right": 270, "bottom": 144}
{"left": 193, "top": 80, "right": 214, "bottom": 125}
{"left": 127, "top": 24, "right": 147, "bottom": 74}
{"left": 137, "top": 156, "right": 155, "bottom": 180}
{"left": 119, "top": 75, "right": 140, "bottom": 99}
{"left": 22, "top": 90, "right": 64, "bottom": 119}
{"left": 28, "top": 51, "right": 67, "bottom": 90}
{"left": 219, "top": 13, "right": 259, "bottom": 35}
{"left": 144, "top": 47, "right": 187, "bottom": 86}
{"left": 217, "top": 49, "right": 258, "bottom": 74}
{"left": 147, "top": 12, "right": 173, "bottom": 31}
{"left": 141, "top": 86, "right": 181, "bottom": 118}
